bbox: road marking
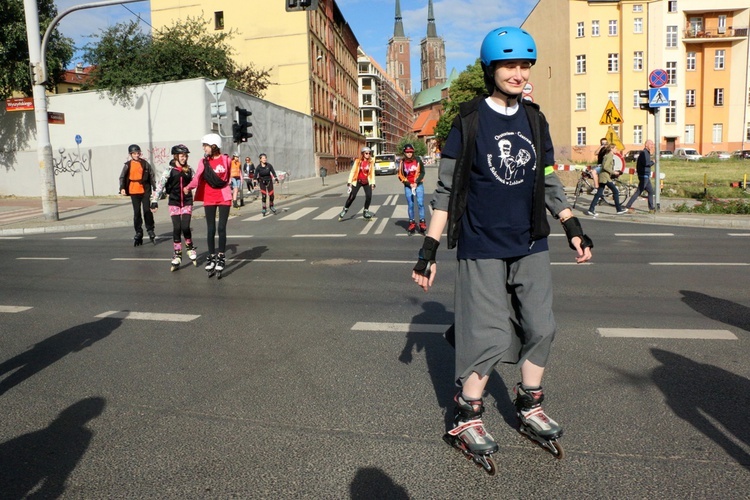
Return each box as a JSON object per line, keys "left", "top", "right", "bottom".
{"left": 728, "top": 233, "right": 750, "bottom": 237}
{"left": 367, "top": 260, "right": 412, "bottom": 264}
{"left": 16, "top": 257, "right": 69, "bottom": 260}
{"left": 352, "top": 322, "right": 449, "bottom": 333}
{"left": 0, "top": 237, "right": 23, "bottom": 240}
{"left": 112, "top": 258, "right": 167, "bottom": 261}
{"left": 62, "top": 236, "right": 97, "bottom": 240}
{"left": 314, "top": 207, "right": 342, "bottom": 220}
{"left": 95, "top": 311, "right": 200, "bottom": 322}
{"left": 374, "top": 217, "right": 389, "bottom": 235}
{"left": 0, "top": 305, "right": 33, "bottom": 313}
{"left": 252, "top": 259, "right": 305, "bottom": 262}
{"left": 280, "top": 207, "right": 317, "bottom": 220}
{"left": 598, "top": 328, "right": 736, "bottom": 339}
{"left": 650, "top": 262, "right": 749, "bottom": 266}
{"left": 292, "top": 234, "right": 346, "bottom": 238}
{"left": 384, "top": 195, "right": 394, "bottom": 205}
{"left": 615, "top": 233, "right": 674, "bottom": 237}
{"left": 359, "top": 219, "right": 379, "bottom": 235}
{"left": 232, "top": 235, "right": 254, "bottom": 239}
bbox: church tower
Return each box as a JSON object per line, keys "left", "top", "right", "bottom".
{"left": 419, "top": 0, "right": 446, "bottom": 91}
{"left": 386, "top": 0, "right": 411, "bottom": 96}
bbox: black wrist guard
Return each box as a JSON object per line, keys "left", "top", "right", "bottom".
{"left": 413, "top": 236, "right": 439, "bottom": 277}
{"left": 561, "top": 217, "right": 593, "bottom": 251}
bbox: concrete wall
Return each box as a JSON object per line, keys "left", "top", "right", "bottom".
{"left": 0, "top": 78, "right": 314, "bottom": 198}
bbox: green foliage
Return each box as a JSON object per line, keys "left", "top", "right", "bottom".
{"left": 396, "top": 134, "right": 427, "bottom": 157}
{"left": 82, "top": 17, "right": 271, "bottom": 106}
{"left": 0, "top": 0, "right": 74, "bottom": 99}
{"left": 434, "top": 59, "right": 486, "bottom": 144}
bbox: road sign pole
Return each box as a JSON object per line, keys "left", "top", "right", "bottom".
{"left": 654, "top": 108, "right": 661, "bottom": 211}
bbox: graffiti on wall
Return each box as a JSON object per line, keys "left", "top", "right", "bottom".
{"left": 53, "top": 147, "right": 90, "bottom": 177}
{"left": 148, "top": 147, "right": 169, "bottom": 168}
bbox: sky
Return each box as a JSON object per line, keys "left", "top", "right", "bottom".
{"left": 55, "top": 0, "right": 537, "bottom": 91}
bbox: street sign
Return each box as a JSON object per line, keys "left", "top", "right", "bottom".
{"left": 649, "top": 69, "right": 668, "bottom": 88}
{"left": 522, "top": 95, "right": 534, "bottom": 103}
{"left": 5, "top": 97, "right": 34, "bottom": 112}
{"left": 210, "top": 101, "right": 228, "bottom": 117}
{"left": 75, "top": 134, "right": 82, "bottom": 145}
{"left": 605, "top": 125, "right": 624, "bottom": 150}
{"left": 205, "top": 79, "right": 227, "bottom": 100}
{"left": 47, "top": 111, "right": 65, "bottom": 124}
{"left": 599, "top": 100, "right": 623, "bottom": 125}
{"left": 522, "top": 82, "right": 533, "bottom": 95}
{"left": 649, "top": 87, "right": 670, "bottom": 107}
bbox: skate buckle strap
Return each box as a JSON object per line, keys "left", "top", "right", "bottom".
{"left": 524, "top": 407, "right": 549, "bottom": 423}
{"left": 447, "top": 419, "right": 486, "bottom": 437}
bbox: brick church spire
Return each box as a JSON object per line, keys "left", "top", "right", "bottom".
{"left": 387, "top": 0, "right": 411, "bottom": 96}
{"left": 420, "top": 0, "right": 446, "bottom": 91}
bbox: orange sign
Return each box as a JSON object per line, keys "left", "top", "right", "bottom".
{"left": 5, "top": 97, "right": 34, "bottom": 112}
{"left": 47, "top": 111, "right": 65, "bottom": 124}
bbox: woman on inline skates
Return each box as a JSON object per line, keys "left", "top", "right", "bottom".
{"left": 338, "top": 146, "right": 376, "bottom": 221}
{"left": 150, "top": 144, "right": 197, "bottom": 271}
{"left": 183, "top": 134, "right": 233, "bottom": 277}
{"left": 255, "top": 153, "right": 279, "bottom": 216}
{"left": 411, "top": 27, "right": 593, "bottom": 472}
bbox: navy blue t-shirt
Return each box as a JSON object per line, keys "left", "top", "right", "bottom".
{"left": 442, "top": 100, "right": 553, "bottom": 259}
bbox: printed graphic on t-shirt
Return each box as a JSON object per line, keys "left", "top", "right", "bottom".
{"left": 486, "top": 132, "right": 535, "bottom": 186}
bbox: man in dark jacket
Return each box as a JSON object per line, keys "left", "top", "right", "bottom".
{"left": 625, "top": 139, "right": 655, "bottom": 213}
{"left": 119, "top": 144, "right": 157, "bottom": 246}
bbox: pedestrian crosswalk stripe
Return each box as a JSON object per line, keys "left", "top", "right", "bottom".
{"left": 314, "top": 207, "right": 343, "bottom": 220}
{"left": 351, "top": 321, "right": 449, "bottom": 333}
{"left": 598, "top": 328, "right": 736, "bottom": 339}
{"left": 62, "top": 236, "right": 97, "bottom": 240}
{"left": 16, "top": 257, "right": 69, "bottom": 260}
{"left": 280, "top": 207, "right": 317, "bottom": 220}
{"left": 615, "top": 233, "right": 674, "bottom": 237}
{"left": 0, "top": 305, "right": 33, "bottom": 313}
{"left": 650, "top": 262, "right": 749, "bottom": 266}
{"left": 292, "top": 234, "right": 346, "bottom": 238}
{"left": 374, "top": 217, "right": 389, "bottom": 235}
{"left": 360, "top": 219, "right": 379, "bottom": 235}
{"left": 95, "top": 311, "right": 200, "bottom": 322}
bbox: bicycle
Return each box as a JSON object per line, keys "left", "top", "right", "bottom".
{"left": 572, "top": 167, "right": 629, "bottom": 209}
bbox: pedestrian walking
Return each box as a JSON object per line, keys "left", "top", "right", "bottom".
{"left": 411, "top": 27, "right": 593, "bottom": 473}
{"left": 230, "top": 154, "right": 243, "bottom": 208}
{"left": 183, "top": 133, "right": 233, "bottom": 277}
{"left": 150, "top": 144, "right": 197, "bottom": 271}
{"left": 243, "top": 156, "right": 256, "bottom": 195}
{"left": 119, "top": 144, "right": 157, "bottom": 246}
{"left": 625, "top": 139, "right": 656, "bottom": 213}
{"left": 586, "top": 144, "right": 627, "bottom": 216}
{"left": 255, "top": 153, "right": 278, "bottom": 216}
{"left": 397, "top": 143, "right": 426, "bottom": 234}
{"left": 338, "top": 146, "right": 376, "bottom": 221}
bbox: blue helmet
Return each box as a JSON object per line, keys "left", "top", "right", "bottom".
{"left": 480, "top": 27, "right": 537, "bottom": 66}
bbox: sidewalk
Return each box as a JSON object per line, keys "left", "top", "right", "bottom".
{"left": 1, "top": 175, "right": 749, "bottom": 235}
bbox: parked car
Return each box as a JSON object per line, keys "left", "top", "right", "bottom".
{"left": 658, "top": 150, "right": 673, "bottom": 159}
{"left": 731, "top": 150, "right": 750, "bottom": 160}
{"left": 623, "top": 150, "right": 641, "bottom": 162}
{"left": 704, "top": 151, "right": 731, "bottom": 160}
{"left": 374, "top": 154, "right": 398, "bottom": 175}
{"left": 673, "top": 148, "right": 703, "bottom": 161}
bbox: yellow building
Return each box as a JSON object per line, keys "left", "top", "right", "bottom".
{"left": 150, "top": 0, "right": 363, "bottom": 172}
{"left": 523, "top": 0, "right": 750, "bottom": 162}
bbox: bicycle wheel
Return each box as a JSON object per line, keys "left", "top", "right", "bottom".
{"left": 602, "top": 180, "right": 628, "bottom": 207}
{"left": 572, "top": 179, "right": 584, "bottom": 208}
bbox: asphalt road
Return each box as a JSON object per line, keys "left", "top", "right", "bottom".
{"left": 1, "top": 172, "right": 749, "bottom": 498}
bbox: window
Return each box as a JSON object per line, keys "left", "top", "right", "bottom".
{"left": 577, "top": 22, "right": 585, "bottom": 38}
{"left": 634, "top": 18, "right": 643, "bottom": 34}
{"left": 747, "top": 122, "right": 750, "bottom": 141}
{"left": 718, "top": 15, "right": 727, "bottom": 34}
{"left": 714, "top": 88, "right": 724, "bottom": 106}
{"left": 686, "top": 89, "right": 695, "bottom": 107}
{"left": 576, "top": 93, "right": 586, "bottom": 110}
{"left": 666, "top": 26, "right": 678, "bottom": 47}
{"left": 632, "top": 90, "right": 640, "bottom": 108}
{"left": 214, "top": 11, "right": 224, "bottom": 30}
{"left": 666, "top": 62, "right": 677, "bottom": 84}
{"left": 576, "top": 55, "right": 586, "bottom": 74}
{"left": 633, "top": 4, "right": 643, "bottom": 12}
{"left": 608, "top": 53, "right": 619, "bottom": 73}
{"left": 608, "top": 91, "right": 620, "bottom": 108}
{"left": 685, "top": 124, "right": 695, "bottom": 144}
{"left": 634, "top": 125, "right": 643, "bottom": 145}
{"left": 686, "top": 52, "right": 696, "bottom": 71}
{"left": 715, "top": 50, "right": 725, "bottom": 70}
{"left": 633, "top": 51, "right": 643, "bottom": 71}
{"left": 712, "top": 124, "right": 723, "bottom": 143}
{"left": 399, "top": 44, "right": 403, "bottom": 53}
{"left": 665, "top": 100, "right": 676, "bottom": 123}
{"left": 592, "top": 20, "right": 600, "bottom": 36}
{"left": 577, "top": 127, "right": 586, "bottom": 146}
{"left": 609, "top": 20, "right": 618, "bottom": 36}
{"left": 668, "top": 1, "right": 677, "bottom": 13}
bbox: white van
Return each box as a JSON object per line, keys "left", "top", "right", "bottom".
{"left": 674, "top": 148, "right": 702, "bottom": 161}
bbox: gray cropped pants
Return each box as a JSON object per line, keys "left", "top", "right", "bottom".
{"left": 454, "top": 251, "right": 556, "bottom": 387}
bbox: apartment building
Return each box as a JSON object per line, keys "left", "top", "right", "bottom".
{"left": 358, "top": 49, "right": 413, "bottom": 155}
{"left": 523, "top": 0, "right": 750, "bottom": 162}
{"left": 150, "top": 0, "right": 363, "bottom": 172}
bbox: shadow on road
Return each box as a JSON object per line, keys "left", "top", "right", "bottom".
{"left": 0, "top": 317, "right": 123, "bottom": 396}
{"left": 651, "top": 348, "right": 750, "bottom": 468}
{"left": 221, "top": 245, "right": 269, "bottom": 278}
{"left": 0, "top": 396, "right": 106, "bottom": 499}
{"left": 680, "top": 290, "right": 750, "bottom": 333}
{"left": 350, "top": 467, "right": 409, "bottom": 499}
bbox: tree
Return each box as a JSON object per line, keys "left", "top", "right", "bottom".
{"left": 82, "top": 17, "right": 272, "bottom": 106}
{"left": 433, "top": 59, "right": 486, "bottom": 145}
{"left": 396, "top": 134, "right": 427, "bottom": 158}
{"left": 0, "top": 0, "right": 74, "bottom": 99}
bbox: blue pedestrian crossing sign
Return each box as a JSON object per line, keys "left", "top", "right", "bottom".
{"left": 649, "top": 87, "right": 669, "bottom": 108}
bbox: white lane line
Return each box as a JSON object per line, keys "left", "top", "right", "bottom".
{"left": 728, "top": 233, "right": 750, "bottom": 237}
{"left": 0, "top": 237, "right": 23, "bottom": 240}
{"left": 0, "top": 306, "right": 33, "bottom": 313}
{"left": 253, "top": 259, "right": 305, "bottom": 262}
{"left": 16, "top": 257, "right": 69, "bottom": 260}
{"left": 352, "top": 322, "right": 449, "bottom": 333}
{"left": 242, "top": 213, "right": 266, "bottom": 221}
{"left": 314, "top": 207, "right": 343, "bottom": 220}
{"left": 383, "top": 195, "right": 394, "bottom": 206}
{"left": 62, "top": 236, "right": 97, "bottom": 240}
{"left": 112, "top": 258, "right": 166, "bottom": 261}
{"left": 650, "top": 262, "right": 749, "bottom": 266}
{"left": 232, "top": 235, "right": 254, "bottom": 239}
{"left": 551, "top": 262, "right": 592, "bottom": 265}
{"left": 95, "top": 311, "right": 200, "bottom": 322}
{"left": 391, "top": 204, "right": 408, "bottom": 219}
{"left": 598, "top": 328, "right": 737, "bottom": 340}
{"left": 367, "top": 260, "right": 412, "bottom": 264}
{"left": 360, "top": 219, "right": 378, "bottom": 235}
{"left": 280, "top": 207, "right": 318, "bottom": 220}
{"left": 292, "top": 234, "right": 346, "bottom": 238}
{"left": 615, "top": 233, "right": 674, "bottom": 237}
{"left": 374, "top": 217, "right": 389, "bottom": 235}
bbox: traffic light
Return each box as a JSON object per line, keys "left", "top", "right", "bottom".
{"left": 233, "top": 107, "right": 252, "bottom": 143}
{"left": 286, "top": 0, "right": 318, "bottom": 12}
{"left": 638, "top": 90, "right": 653, "bottom": 112}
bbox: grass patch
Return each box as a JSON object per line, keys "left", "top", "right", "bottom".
{"left": 657, "top": 159, "right": 750, "bottom": 199}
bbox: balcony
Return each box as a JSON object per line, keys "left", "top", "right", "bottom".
{"left": 683, "top": 26, "right": 748, "bottom": 42}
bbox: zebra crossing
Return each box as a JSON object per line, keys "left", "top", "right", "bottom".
{"left": 241, "top": 194, "right": 409, "bottom": 224}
